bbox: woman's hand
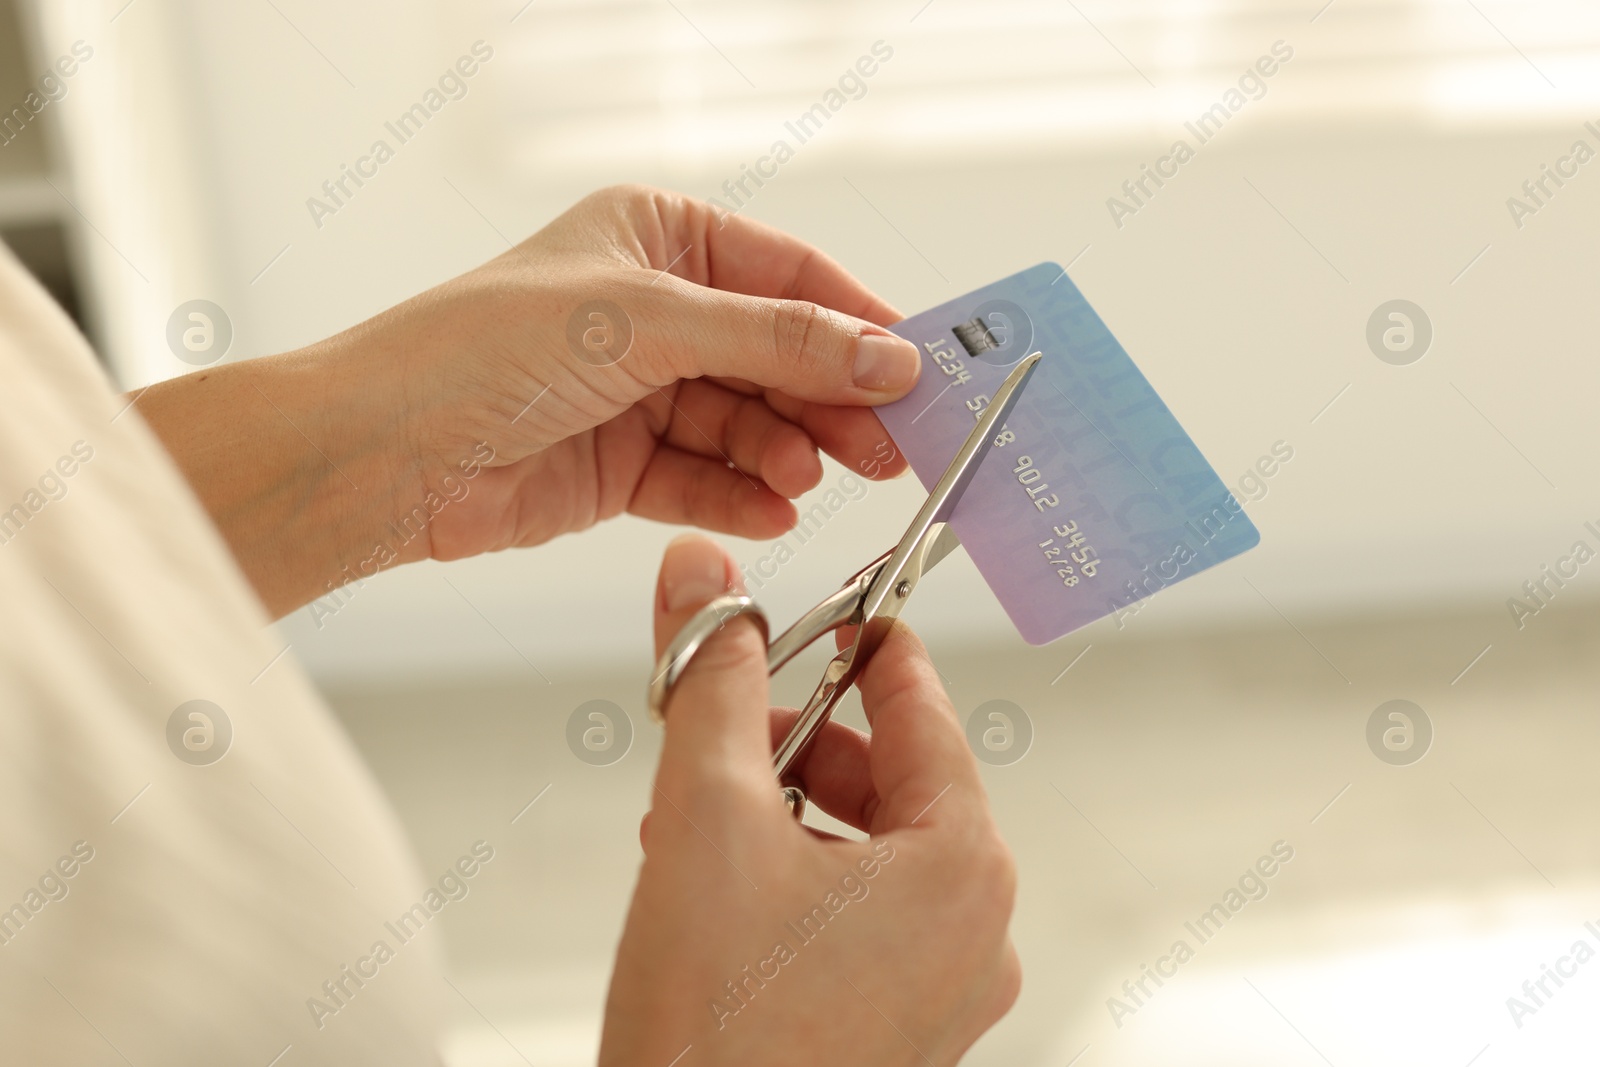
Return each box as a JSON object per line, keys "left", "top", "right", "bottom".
{"left": 136, "top": 185, "right": 919, "bottom": 615}
{"left": 599, "top": 534, "right": 1020, "bottom": 1066}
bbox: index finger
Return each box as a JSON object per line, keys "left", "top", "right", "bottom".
{"left": 851, "top": 622, "right": 987, "bottom": 833}
{"left": 655, "top": 193, "right": 903, "bottom": 326}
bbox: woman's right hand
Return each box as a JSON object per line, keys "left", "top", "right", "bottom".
{"left": 598, "top": 533, "right": 1020, "bottom": 1066}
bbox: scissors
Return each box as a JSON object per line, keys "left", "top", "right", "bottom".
{"left": 647, "top": 350, "right": 1043, "bottom": 819}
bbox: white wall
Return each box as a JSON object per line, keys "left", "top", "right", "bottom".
{"left": 34, "top": 0, "right": 1600, "bottom": 681}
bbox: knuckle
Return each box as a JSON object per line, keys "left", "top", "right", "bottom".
{"left": 671, "top": 768, "right": 761, "bottom": 818}
{"left": 680, "top": 456, "right": 716, "bottom": 518}
{"left": 987, "top": 837, "right": 1019, "bottom": 908}
{"left": 875, "top": 662, "right": 952, "bottom": 728}
{"left": 992, "top": 946, "right": 1023, "bottom": 1017}
{"left": 770, "top": 298, "right": 835, "bottom": 372}
{"left": 586, "top": 182, "right": 657, "bottom": 209}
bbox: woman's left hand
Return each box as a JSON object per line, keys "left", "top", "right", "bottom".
{"left": 136, "top": 185, "right": 919, "bottom": 615}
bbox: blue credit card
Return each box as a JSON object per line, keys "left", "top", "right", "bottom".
{"left": 877, "top": 263, "right": 1259, "bottom": 644}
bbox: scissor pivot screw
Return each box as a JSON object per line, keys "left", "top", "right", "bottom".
{"left": 895, "top": 580, "right": 911, "bottom": 598}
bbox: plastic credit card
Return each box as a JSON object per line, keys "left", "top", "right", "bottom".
{"left": 877, "top": 262, "right": 1259, "bottom": 644}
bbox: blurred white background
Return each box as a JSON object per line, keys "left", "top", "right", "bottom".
{"left": 6, "top": 0, "right": 1600, "bottom": 1063}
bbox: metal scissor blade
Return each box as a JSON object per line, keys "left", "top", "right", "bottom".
{"left": 860, "top": 350, "right": 1043, "bottom": 623}
{"left": 769, "top": 352, "right": 1043, "bottom": 793}
{"left": 919, "top": 523, "right": 962, "bottom": 576}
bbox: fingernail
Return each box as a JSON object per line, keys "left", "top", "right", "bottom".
{"left": 853, "top": 332, "right": 921, "bottom": 392}
{"left": 662, "top": 534, "right": 731, "bottom": 612}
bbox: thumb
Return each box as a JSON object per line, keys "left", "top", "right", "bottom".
{"left": 639, "top": 282, "right": 923, "bottom": 405}
{"left": 651, "top": 534, "right": 778, "bottom": 821}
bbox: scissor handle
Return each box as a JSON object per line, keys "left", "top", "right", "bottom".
{"left": 766, "top": 547, "right": 895, "bottom": 666}
{"left": 646, "top": 594, "right": 770, "bottom": 726}
{"left": 646, "top": 554, "right": 893, "bottom": 820}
